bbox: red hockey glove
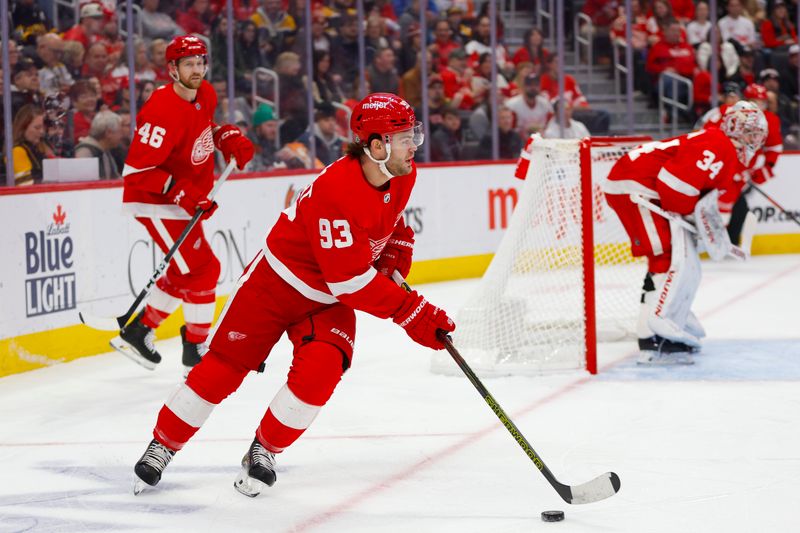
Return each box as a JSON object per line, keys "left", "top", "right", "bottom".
{"left": 749, "top": 165, "right": 774, "bottom": 185}
{"left": 168, "top": 181, "right": 218, "bottom": 220}
{"left": 392, "top": 290, "right": 455, "bottom": 350}
{"left": 213, "top": 124, "right": 254, "bottom": 170}
{"left": 375, "top": 225, "right": 415, "bottom": 278}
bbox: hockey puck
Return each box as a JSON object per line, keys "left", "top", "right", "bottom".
{"left": 541, "top": 510, "right": 565, "bottom": 522}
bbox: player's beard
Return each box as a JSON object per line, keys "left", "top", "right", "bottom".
{"left": 179, "top": 73, "right": 204, "bottom": 90}
{"left": 386, "top": 152, "right": 414, "bottom": 176}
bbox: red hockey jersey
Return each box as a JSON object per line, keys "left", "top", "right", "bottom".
{"left": 122, "top": 80, "right": 218, "bottom": 219}
{"left": 604, "top": 128, "right": 743, "bottom": 215}
{"left": 264, "top": 156, "right": 414, "bottom": 318}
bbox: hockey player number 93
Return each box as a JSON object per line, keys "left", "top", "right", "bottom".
{"left": 138, "top": 123, "right": 166, "bottom": 148}
{"left": 319, "top": 219, "right": 353, "bottom": 248}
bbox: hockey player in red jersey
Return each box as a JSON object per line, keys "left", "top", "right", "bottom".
{"left": 604, "top": 103, "right": 767, "bottom": 364}
{"left": 112, "top": 35, "right": 254, "bottom": 375}
{"left": 131, "top": 93, "right": 455, "bottom": 497}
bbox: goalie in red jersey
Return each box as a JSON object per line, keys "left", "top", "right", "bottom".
{"left": 131, "top": 93, "right": 455, "bottom": 497}
{"left": 111, "top": 35, "right": 254, "bottom": 376}
{"left": 603, "top": 102, "right": 766, "bottom": 365}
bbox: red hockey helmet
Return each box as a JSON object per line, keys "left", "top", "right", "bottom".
{"left": 350, "top": 93, "right": 420, "bottom": 145}
{"left": 165, "top": 35, "right": 208, "bottom": 64}
{"left": 743, "top": 83, "right": 768, "bottom": 101}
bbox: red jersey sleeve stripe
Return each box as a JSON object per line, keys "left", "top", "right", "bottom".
{"left": 602, "top": 178, "right": 658, "bottom": 197}
{"left": 263, "top": 246, "right": 338, "bottom": 304}
{"left": 657, "top": 167, "right": 701, "bottom": 197}
{"left": 327, "top": 268, "right": 378, "bottom": 297}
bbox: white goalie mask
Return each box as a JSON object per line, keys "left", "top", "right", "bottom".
{"left": 720, "top": 101, "right": 768, "bottom": 166}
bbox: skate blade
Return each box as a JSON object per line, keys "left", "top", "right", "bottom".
{"left": 133, "top": 476, "right": 151, "bottom": 496}
{"left": 110, "top": 337, "right": 157, "bottom": 371}
{"left": 233, "top": 467, "right": 265, "bottom": 498}
{"left": 636, "top": 352, "right": 695, "bottom": 366}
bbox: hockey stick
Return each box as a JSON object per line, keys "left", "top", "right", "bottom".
{"left": 79, "top": 159, "right": 237, "bottom": 331}
{"left": 630, "top": 194, "right": 747, "bottom": 261}
{"left": 748, "top": 183, "right": 800, "bottom": 228}
{"left": 391, "top": 272, "right": 621, "bottom": 505}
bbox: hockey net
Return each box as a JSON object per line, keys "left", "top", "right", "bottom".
{"left": 434, "top": 136, "right": 650, "bottom": 377}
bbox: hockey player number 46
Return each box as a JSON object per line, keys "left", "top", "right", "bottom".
{"left": 137, "top": 123, "right": 166, "bottom": 148}
{"left": 319, "top": 219, "right": 353, "bottom": 248}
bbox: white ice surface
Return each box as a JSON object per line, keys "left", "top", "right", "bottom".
{"left": 1, "top": 255, "right": 799, "bottom": 532}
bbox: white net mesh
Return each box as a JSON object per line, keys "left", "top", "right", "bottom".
{"left": 434, "top": 137, "right": 647, "bottom": 376}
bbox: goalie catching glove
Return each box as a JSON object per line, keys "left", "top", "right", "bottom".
{"left": 168, "top": 181, "right": 218, "bottom": 219}
{"left": 214, "top": 125, "right": 255, "bottom": 170}
{"left": 392, "top": 290, "right": 455, "bottom": 350}
{"left": 375, "top": 225, "right": 415, "bottom": 278}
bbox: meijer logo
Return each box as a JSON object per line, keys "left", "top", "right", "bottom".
{"left": 24, "top": 204, "right": 77, "bottom": 317}
{"left": 362, "top": 101, "right": 390, "bottom": 110}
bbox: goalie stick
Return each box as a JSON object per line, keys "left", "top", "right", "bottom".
{"left": 391, "top": 271, "right": 622, "bottom": 505}
{"left": 78, "top": 159, "right": 237, "bottom": 331}
{"left": 630, "top": 193, "right": 747, "bottom": 261}
{"left": 748, "top": 183, "right": 800, "bottom": 228}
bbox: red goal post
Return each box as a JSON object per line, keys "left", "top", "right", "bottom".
{"left": 437, "top": 136, "right": 652, "bottom": 377}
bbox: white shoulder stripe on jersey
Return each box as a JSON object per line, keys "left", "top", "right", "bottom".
{"left": 764, "top": 145, "right": 783, "bottom": 152}
{"left": 263, "top": 246, "right": 338, "bottom": 304}
{"left": 601, "top": 178, "right": 658, "bottom": 198}
{"left": 122, "top": 163, "right": 157, "bottom": 177}
{"left": 327, "top": 268, "right": 377, "bottom": 297}
{"left": 657, "top": 167, "right": 700, "bottom": 197}
{"left": 122, "top": 202, "right": 191, "bottom": 219}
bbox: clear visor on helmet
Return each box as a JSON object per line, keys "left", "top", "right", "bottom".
{"left": 389, "top": 122, "right": 424, "bottom": 148}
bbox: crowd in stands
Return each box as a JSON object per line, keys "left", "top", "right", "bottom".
{"left": 595, "top": 0, "right": 799, "bottom": 137}
{"left": 2, "top": 0, "right": 799, "bottom": 186}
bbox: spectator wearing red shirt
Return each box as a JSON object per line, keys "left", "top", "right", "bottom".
{"left": 580, "top": 0, "right": 620, "bottom": 63}
{"left": 177, "top": 0, "right": 215, "bottom": 36}
{"left": 439, "top": 48, "right": 476, "bottom": 110}
{"left": 760, "top": 0, "right": 797, "bottom": 49}
{"left": 646, "top": 20, "right": 696, "bottom": 108}
{"left": 646, "top": 20, "right": 696, "bottom": 79}
{"left": 511, "top": 27, "right": 549, "bottom": 69}
{"left": 670, "top": 0, "right": 695, "bottom": 24}
{"left": 69, "top": 80, "right": 100, "bottom": 145}
{"left": 539, "top": 54, "right": 610, "bottom": 134}
{"left": 429, "top": 18, "right": 461, "bottom": 70}
{"left": 82, "top": 41, "right": 118, "bottom": 107}
{"left": 62, "top": 3, "right": 105, "bottom": 50}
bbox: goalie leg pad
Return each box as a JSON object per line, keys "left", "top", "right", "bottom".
{"left": 647, "top": 220, "right": 703, "bottom": 348}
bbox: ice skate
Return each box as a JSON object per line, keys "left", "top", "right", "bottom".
{"left": 636, "top": 336, "right": 697, "bottom": 365}
{"left": 110, "top": 313, "right": 161, "bottom": 370}
{"left": 133, "top": 439, "right": 176, "bottom": 495}
{"left": 234, "top": 438, "right": 277, "bottom": 497}
{"left": 180, "top": 325, "right": 205, "bottom": 378}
